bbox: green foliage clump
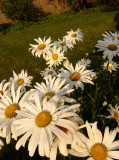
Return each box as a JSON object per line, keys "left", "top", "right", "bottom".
{"left": 0, "top": 0, "right": 32, "bottom": 21}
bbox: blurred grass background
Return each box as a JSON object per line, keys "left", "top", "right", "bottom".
{"left": 0, "top": 11, "right": 119, "bottom": 84}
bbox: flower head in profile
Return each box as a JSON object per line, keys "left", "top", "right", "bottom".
{"left": 34, "top": 75, "right": 75, "bottom": 105}
{"left": 29, "top": 36, "right": 53, "bottom": 58}
{"left": 95, "top": 37, "right": 119, "bottom": 60}
{"left": 54, "top": 39, "right": 73, "bottom": 52}
{"left": 58, "top": 62, "right": 95, "bottom": 89}
{"left": 78, "top": 58, "right": 91, "bottom": 67}
{"left": 69, "top": 121, "right": 119, "bottom": 160}
{"left": 40, "top": 67, "right": 57, "bottom": 79}
{"left": 103, "top": 31, "right": 119, "bottom": 42}
{"left": 107, "top": 104, "right": 119, "bottom": 124}
{"left": 64, "top": 29, "right": 83, "bottom": 45}
{"left": 103, "top": 60, "right": 119, "bottom": 73}
{"left": 46, "top": 45, "right": 67, "bottom": 67}
{"left": 9, "top": 70, "right": 33, "bottom": 92}
{"left": 0, "top": 80, "right": 11, "bottom": 99}
{"left": 13, "top": 92, "right": 80, "bottom": 158}
{"left": 0, "top": 83, "right": 26, "bottom": 144}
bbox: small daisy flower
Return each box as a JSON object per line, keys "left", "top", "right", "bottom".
{"left": 0, "top": 80, "right": 11, "bottom": 99}
{"left": 103, "top": 60, "right": 119, "bottom": 73}
{"left": 29, "top": 36, "right": 53, "bottom": 58}
{"left": 103, "top": 31, "right": 119, "bottom": 41}
{"left": 54, "top": 39, "right": 73, "bottom": 52}
{"left": 58, "top": 62, "right": 95, "bottom": 89}
{"left": 46, "top": 46, "right": 67, "bottom": 67}
{"left": 95, "top": 38, "right": 119, "bottom": 60}
{"left": 69, "top": 121, "right": 119, "bottom": 160}
{"left": 34, "top": 75, "right": 75, "bottom": 104}
{"left": 64, "top": 29, "right": 83, "bottom": 45}
{"left": 0, "top": 83, "right": 26, "bottom": 144}
{"left": 107, "top": 104, "right": 119, "bottom": 123}
{"left": 13, "top": 93, "right": 80, "bottom": 158}
{"left": 9, "top": 70, "right": 33, "bottom": 92}
{"left": 40, "top": 67, "right": 57, "bottom": 79}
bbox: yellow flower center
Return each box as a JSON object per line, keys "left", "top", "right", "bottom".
{"left": 60, "top": 42, "right": 66, "bottom": 46}
{"left": 42, "top": 92, "right": 55, "bottom": 101}
{"left": 48, "top": 71, "right": 53, "bottom": 75}
{"left": 17, "top": 78, "right": 24, "bottom": 86}
{"left": 71, "top": 33, "right": 77, "bottom": 37}
{"left": 113, "top": 112, "right": 119, "bottom": 119}
{"left": 108, "top": 44, "right": 117, "bottom": 51}
{"left": 91, "top": 144, "right": 108, "bottom": 160}
{"left": 35, "top": 111, "right": 52, "bottom": 127}
{"left": 5, "top": 104, "right": 20, "bottom": 118}
{"left": 38, "top": 44, "right": 46, "bottom": 50}
{"left": 113, "top": 36, "right": 119, "bottom": 40}
{"left": 113, "top": 36, "right": 115, "bottom": 40}
{"left": 0, "top": 91, "right": 3, "bottom": 99}
{"left": 108, "top": 65, "right": 112, "bottom": 70}
{"left": 70, "top": 72, "right": 80, "bottom": 81}
{"left": 52, "top": 54, "right": 58, "bottom": 60}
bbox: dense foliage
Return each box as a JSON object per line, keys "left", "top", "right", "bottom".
{"left": 67, "top": 0, "right": 119, "bottom": 11}
{"left": 0, "top": 0, "right": 32, "bottom": 21}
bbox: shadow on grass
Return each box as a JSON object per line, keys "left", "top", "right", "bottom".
{"left": 114, "top": 11, "right": 119, "bottom": 30}
{"left": 29, "top": 1, "right": 51, "bottom": 20}
{"left": 0, "top": 23, "right": 11, "bottom": 34}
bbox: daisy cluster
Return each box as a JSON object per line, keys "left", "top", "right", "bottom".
{"left": 0, "top": 29, "right": 119, "bottom": 160}
{"left": 96, "top": 31, "right": 119, "bottom": 73}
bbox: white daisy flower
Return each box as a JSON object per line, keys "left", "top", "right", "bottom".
{"left": 64, "top": 29, "right": 83, "bottom": 45}
{"left": 40, "top": 67, "right": 57, "bottom": 79}
{"left": 13, "top": 93, "right": 80, "bottom": 158}
{"left": 46, "top": 45, "right": 67, "bottom": 67}
{"left": 95, "top": 38, "right": 119, "bottom": 60}
{"left": 58, "top": 62, "right": 95, "bottom": 89}
{"left": 0, "top": 80, "right": 11, "bottom": 99}
{"left": 103, "top": 31, "right": 119, "bottom": 41}
{"left": 107, "top": 104, "right": 119, "bottom": 123}
{"left": 69, "top": 121, "right": 119, "bottom": 160}
{"left": 29, "top": 36, "right": 53, "bottom": 58}
{"left": 54, "top": 39, "right": 73, "bottom": 52}
{"left": 0, "top": 83, "right": 26, "bottom": 144}
{"left": 9, "top": 70, "right": 33, "bottom": 92}
{"left": 34, "top": 75, "right": 76, "bottom": 104}
{"left": 103, "top": 60, "right": 119, "bottom": 73}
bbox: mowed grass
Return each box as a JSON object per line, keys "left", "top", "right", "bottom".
{"left": 0, "top": 11, "right": 119, "bottom": 83}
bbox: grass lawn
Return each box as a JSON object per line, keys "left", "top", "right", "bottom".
{"left": 0, "top": 11, "right": 119, "bottom": 83}
{"left": 0, "top": 10, "right": 119, "bottom": 160}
